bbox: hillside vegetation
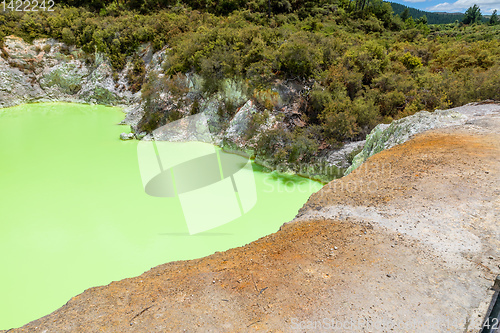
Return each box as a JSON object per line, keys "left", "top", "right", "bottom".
{"left": 389, "top": 2, "right": 464, "bottom": 24}
{"left": 1, "top": 1, "right": 499, "bottom": 170}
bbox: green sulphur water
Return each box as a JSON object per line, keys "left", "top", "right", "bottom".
{"left": 0, "top": 103, "right": 322, "bottom": 329}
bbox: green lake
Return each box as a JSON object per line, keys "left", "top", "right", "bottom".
{"left": 0, "top": 103, "right": 322, "bottom": 329}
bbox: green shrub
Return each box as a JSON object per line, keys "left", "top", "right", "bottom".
{"left": 343, "top": 41, "right": 388, "bottom": 85}
{"left": 255, "top": 126, "right": 320, "bottom": 169}
{"left": 400, "top": 52, "right": 422, "bottom": 70}
{"left": 378, "top": 90, "right": 406, "bottom": 116}
{"left": 277, "top": 32, "right": 323, "bottom": 78}
{"left": 307, "top": 87, "right": 333, "bottom": 124}
{"left": 352, "top": 94, "right": 381, "bottom": 130}
{"left": 320, "top": 94, "right": 360, "bottom": 142}
{"left": 289, "top": 129, "right": 319, "bottom": 163}
{"left": 42, "top": 44, "right": 52, "bottom": 53}
{"left": 61, "top": 28, "right": 76, "bottom": 45}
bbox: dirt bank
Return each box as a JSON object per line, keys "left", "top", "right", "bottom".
{"left": 3, "top": 104, "right": 499, "bottom": 332}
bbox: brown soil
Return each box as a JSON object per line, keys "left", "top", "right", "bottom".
{"left": 4, "top": 106, "right": 500, "bottom": 332}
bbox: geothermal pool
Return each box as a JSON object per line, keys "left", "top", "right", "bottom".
{"left": 0, "top": 103, "right": 322, "bottom": 329}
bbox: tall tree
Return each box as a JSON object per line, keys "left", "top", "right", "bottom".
{"left": 416, "top": 14, "right": 427, "bottom": 25}
{"left": 489, "top": 9, "right": 499, "bottom": 25}
{"left": 356, "top": 0, "right": 369, "bottom": 11}
{"left": 400, "top": 7, "right": 410, "bottom": 21}
{"left": 463, "top": 4, "right": 482, "bottom": 24}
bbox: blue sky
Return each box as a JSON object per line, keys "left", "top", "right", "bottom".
{"left": 390, "top": 0, "right": 499, "bottom": 13}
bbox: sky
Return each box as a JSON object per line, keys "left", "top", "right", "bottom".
{"left": 390, "top": 0, "right": 499, "bottom": 13}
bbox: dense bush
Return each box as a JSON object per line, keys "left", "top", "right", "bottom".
{"left": 255, "top": 126, "right": 319, "bottom": 169}
{"left": 1, "top": 1, "right": 499, "bottom": 168}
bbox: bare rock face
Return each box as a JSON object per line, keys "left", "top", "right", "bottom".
{"left": 222, "top": 99, "right": 262, "bottom": 157}
{"left": 77, "top": 57, "right": 118, "bottom": 105}
{"left": 225, "top": 100, "right": 257, "bottom": 143}
{"left": 0, "top": 37, "right": 48, "bottom": 106}
{"left": 39, "top": 62, "right": 89, "bottom": 96}
{"left": 324, "top": 139, "right": 366, "bottom": 169}
{"left": 0, "top": 36, "right": 135, "bottom": 108}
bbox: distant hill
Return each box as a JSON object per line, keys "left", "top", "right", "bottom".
{"left": 389, "top": 2, "right": 464, "bottom": 24}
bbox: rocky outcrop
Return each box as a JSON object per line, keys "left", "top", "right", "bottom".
{"left": 345, "top": 102, "right": 499, "bottom": 175}
{"left": 324, "top": 139, "right": 366, "bottom": 169}
{"left": 0, "top": 36, "right": 137, "bottom": 108}
{"left": 119, "top": 132, "right": 135, "bottom": 140}
{"left": 221, "top": 100, "right": 279, "bottom": 158}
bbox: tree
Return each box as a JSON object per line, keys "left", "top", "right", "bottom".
{"left": 463, "top": 4, "right": 482, "bottom": 24}
{"left": 356, "top": 0, "right": 369, "bottom": 12}
{"left": 416, "top": 14, "right": 427, "bottom": 25}
{"left": 400, "top": 7, "right": 410, "bottom": 21}
{"left": 489, "top": 9, "right": 499, "bottom": 25}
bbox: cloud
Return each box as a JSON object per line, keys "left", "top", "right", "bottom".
{"left": 427, "top": 0, "right": 500, "bottom": 12}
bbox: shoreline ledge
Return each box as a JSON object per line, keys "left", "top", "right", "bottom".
{"left": 3, "top": 103, "right": 499, "bottom": 332}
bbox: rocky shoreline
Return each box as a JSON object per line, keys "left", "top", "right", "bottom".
{"left": 2, "top": 102, "right": 498, "bottom": 332}
{"left": 0, "top": 35, "right": 364, "bottom": 181}
{"left": 3, "top": 36, "right": 498, "bottom": 184}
